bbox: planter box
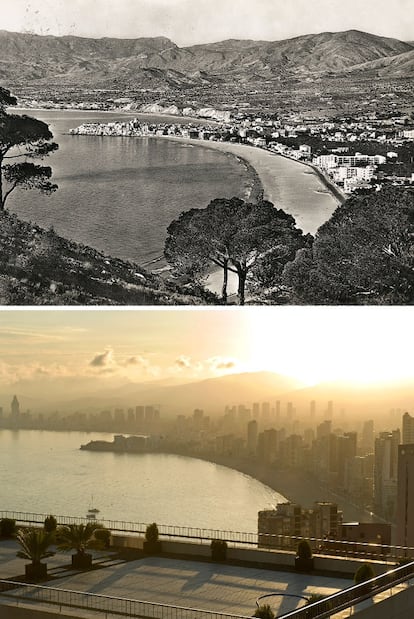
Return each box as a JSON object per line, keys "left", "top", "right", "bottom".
{"left": 295, "top": 557, "right": 314, "bottom": 572}
{"left": 143, "top": 541, "right": 162, "bottom": 555}
{"left": 72, "top": 552, "right": 93, "bottom": 569}
{"left": 25, "top": 562, "right": 47, "bottom": 580}
{"left": 210, "top": 540, "right": 228, "bottom": 562}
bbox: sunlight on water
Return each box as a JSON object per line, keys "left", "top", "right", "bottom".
{"left": 0, "top": 430, "right": 285, "bottom": 530}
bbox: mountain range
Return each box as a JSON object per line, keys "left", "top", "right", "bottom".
{"left": 2, "top": 370, "right": 413, "bottom": 418}
{"left": 1, "top": 29, "right": 413, "bottom": 90}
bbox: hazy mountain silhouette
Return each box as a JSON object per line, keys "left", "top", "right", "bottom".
{"left": 2, "top": 371, "right": 413, "bottom": 418}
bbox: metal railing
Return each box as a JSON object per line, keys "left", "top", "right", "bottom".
{"left": 0, "top": 580, "right": 251, "bottom": 619}
{"left": 1, "top": 510, "right": 413, "bottom": 562}
{"left": 278, "top": 560, "right": 414, "bottom": 618}
{"left": 0, "top": 561, "right": 413, "bottom": 619}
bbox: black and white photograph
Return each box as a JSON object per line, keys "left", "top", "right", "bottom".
{"left": 0, "top": 0, "right": 413, "bottom": 305}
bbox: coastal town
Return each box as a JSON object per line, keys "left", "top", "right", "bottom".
{"left": 69, "top": 108, "right": 414, "bottom": 196}
{"left": 2, "top": 391, "right": 412, "bottom": 543}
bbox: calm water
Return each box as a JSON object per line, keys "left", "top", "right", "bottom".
{"left": 0, "top": 430, "right": 285, "bottom": 530}
{"left": 8, "top": 110, "right": 252, "bottom": 264}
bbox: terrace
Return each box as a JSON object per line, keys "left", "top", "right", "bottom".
{"left": 0, "top": 512, "right": 413, "bottom": 619}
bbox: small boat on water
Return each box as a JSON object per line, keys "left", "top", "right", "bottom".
{"left": 86, "top": 506, "right": 100, "bottom": 520}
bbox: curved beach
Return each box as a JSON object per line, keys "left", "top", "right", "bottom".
{"left": 158, "top": 135, "right": 341, "bottom": 235}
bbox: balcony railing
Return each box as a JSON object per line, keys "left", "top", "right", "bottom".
{"left": 0, "top": 580, "right": 251, "bottom": 619}
{"left": 279, "top": 560, "right": 414, "bottom": 618}
{"left": 1, "top": 510, "right": 413, "bottom": 562}
{"left": 0, "top": 561, "right": 413, "bottom": 619}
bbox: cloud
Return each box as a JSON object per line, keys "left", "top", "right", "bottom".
{"left": 89, "top": 348, "right": 114, "bottom": 368}
{"left": 119, "top": 354, "right": 161, "bottom": 378}
{"left": 0, "top": 360, "right": 75, "bottom": 385}
{"left": 175, "top": 355, "right": 192, "bottom": 369}
{"left": 207, "top": 357, "right": 238, "bottom": 372}
{"left": 123, "top": 355, "right": 149, "bottom": 367}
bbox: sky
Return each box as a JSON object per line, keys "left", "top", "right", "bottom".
{"left": 0, "top": 307, "right": 413, "bottom": 396}
{"left": 1, "top": 0, "right": 413, "bottom": 45}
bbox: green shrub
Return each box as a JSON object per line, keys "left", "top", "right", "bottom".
{"left": 94, "top": 527, "right": 111, "bottom": 548}
{"left": 254, "top": 604, "right": 275, "bottom": 619}
{"left": 354, "top": 563, "right": 375, "bottom": 585}
{"left": 44, "top": 515, "right": 57, "bottom": 533}
{"left": 0, "top": 518, "right": 16, "bottom": 537}
{"left": 297, "top": 539, "right": 312, "bottom": 559}
{"left": 210, "top": 539, "right": 228, "bottom": 561}
{"left": 145, "top": 523, "right": 159, "bottom": 544}
{"left": 307, "top": 594, "right": 325, "bottom": 604}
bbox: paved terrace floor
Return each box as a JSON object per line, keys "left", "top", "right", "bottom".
{"left": 0, "top": 539, "right": 351, "bottom": 617}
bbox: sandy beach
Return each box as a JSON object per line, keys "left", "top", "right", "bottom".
{"left": 154, "top": 135, "right": 343, "bottom": 296}
{"left": 158, "top": 135, "right": 341, "bottom": 235}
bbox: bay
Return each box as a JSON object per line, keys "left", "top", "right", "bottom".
{"left": 0, "top": 429, "right": 285, "bottom": 531}
{"left": 8, "top": 110, "right": 252, "bottom": 265}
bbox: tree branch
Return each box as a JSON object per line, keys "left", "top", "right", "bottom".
{"left": 2, "top": 181, "right": 19, "bottom": 206}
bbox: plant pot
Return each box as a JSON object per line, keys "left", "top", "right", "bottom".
{"left": 295, "top": 557, "right": 314, "bottom": 572}
{"left": 143, "top": 541, "right": 162, "bottom": 555}
{"left": 72, "top": 552, "right": 93, "bottom": 569}
{"left": 211, "top": 548, "right": 227, "bottom": 562}
{"left": 25, "top": 562, "right": 47, "bottom": 580}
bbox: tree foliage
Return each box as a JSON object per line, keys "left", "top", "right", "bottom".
{"left": 283, "top": 186, "right": 414, "bottom": 304}
{"left": 0, "top": 517, "right": 16, "bottom": 537}
{"left": 145, "top": 522, "right": 159, "bottom": 543}
{"left": 297, "top": 539, "right": 313, "bottom": 559}
{"left": 254, "top": 604, "right": 275, "bottom": 619}
{"left": 16, "top": 527, "right": 55, "bottom": 565}
{"left": 0, "top": 87, "right": 58, "bottom": 209}
{"left": 354, "top": 563, "right": 375, "bottom": 585}
{"left": 44, "top": 515, "right": 58, "bottom": 533}
{"left": 165, "top": 197, "right": 307, "bottom": 304}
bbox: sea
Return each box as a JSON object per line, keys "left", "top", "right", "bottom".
{"left": 8, "top": 109, "right": 337, "bottom": 267}
{"left": 8, "top": 110, "right": 253, "bottom": 266}
{"left": 0, "top": 429, "right": 284, "bottom": 531}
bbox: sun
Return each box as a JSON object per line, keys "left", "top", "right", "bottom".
{"left": 245, "top": 307, "right": 414, "bottom": 387}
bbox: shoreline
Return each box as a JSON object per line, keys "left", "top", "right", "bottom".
{"left": 148, "top": 135, "right": 340, "bottom": 235}
{"left": 170, "top": 451, "right": 381, "bottom": 523}
{"left": 19, "top": 106, "right": 343, "bottom": 234}
{"left": 81, "top": 440, "right": 379, "bottom": 523}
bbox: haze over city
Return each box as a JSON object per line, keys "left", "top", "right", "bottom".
{"left": 3, "top": 0, "right": 414, "bottom": 45}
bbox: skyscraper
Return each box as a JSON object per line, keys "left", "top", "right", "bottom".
{"left": 374, "top": 430, "right": 400, "bottom": 519}
{"left": 402, "top": 412, "right": 414, "bottom": 445}
{"left": 247, "top": 419, "right": 258, "bottom": 455}
{"left": 10, "top": 395, "right": 20, "bottom": 419}
{"left": 396, "top": 444, "right": 414, "bottom": 548}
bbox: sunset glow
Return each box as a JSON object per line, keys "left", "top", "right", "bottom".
{"left": 0, "top": 308, "right": 413, "bottom": 395}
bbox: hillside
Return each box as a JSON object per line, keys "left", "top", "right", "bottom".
{"left": 0, "top": 29, "right": 413, "bottom": 89}
{"left": 343, "top": 48, "right": 414, "bottom": 78}
{"left": 0, "top": 211, "right": 212, "bottom": 305}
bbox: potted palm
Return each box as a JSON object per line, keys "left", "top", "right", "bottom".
{"left": 16, "top": 527, "right": 55, "bottom": 580}
{"left": 295, "top": 539, "right": 314, "bottom": 572}
{"left": 143, "top": 522, "right": 162, "bottom": 554}
{"left": 56, "top": 522, "right": 105, "bottom": 569}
